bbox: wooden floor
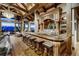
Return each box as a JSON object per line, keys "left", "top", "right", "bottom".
{"left": 10, "top": 35, "right": 38, "bottom": 56}
{"left": 76, "top": 42, "right": 79, "bottom": 56}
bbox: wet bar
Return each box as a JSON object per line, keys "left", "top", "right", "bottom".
{"left": 1, "top": 3, "right": 79, "bottom": 56}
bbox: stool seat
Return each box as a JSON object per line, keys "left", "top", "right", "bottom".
{"left": 29, "top": 36, "right": 36, "bottom": 40}
{"left": 22, "top": 33, "right": 26, "bottom": 37}
{"left": 26, "top": 35, "right": 31, "bottom": 38}
{"left": 43, "top": 41, "right": 53, "bottom": 48}
{"left": 26, "top": 35, "right": 32, "bottom": 40}
{"left": 34, "top": 38, "right": 45, "bottom": 43}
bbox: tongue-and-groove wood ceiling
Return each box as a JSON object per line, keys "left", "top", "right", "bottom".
{"left": 0, "top": 3, "right": 60, "bottom": 21}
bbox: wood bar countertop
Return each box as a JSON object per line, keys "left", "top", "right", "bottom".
{"left": 24, "top": 32, "right": 70, "bottom": 42}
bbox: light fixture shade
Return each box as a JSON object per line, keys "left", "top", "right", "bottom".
{"left": 2, "top": 10, "right": 14, "bottom": 18}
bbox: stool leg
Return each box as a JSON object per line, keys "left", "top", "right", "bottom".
{"left": 43, "top": 47, "right": 47, "bottom": 56}
{"left": 37, "top": 43, "right": 42, "bottom": 55}
{"left": 29, "top": 40, "right": 33, "bottom": 48}
{"left": 28, "top": 40, "right": 30, "bottom": 46}
{"left": 27, "top": 38, "right": 30, "bottom": 45}
{"left": 33, "top": 41, "right": 36, "bottom": 50}
{"left": 47, "top": 48, "right": 50, "bottom": 56}
{"left": 36, "top": 43, "right": 40, "bottom": 54}
{"left": 32, "top": 41, "right": 35, "bottom": 49}
{"left": 34, "top": 42, "right": 37, "bottom": 52}
{"left": 47, "top": 47, "right": 53, "bottom": 56}
{"left": 31, "top": 40, "right": 35, "bottom": 49}
{"left": 35, "top": 42, "right": 38, "bottom": 52}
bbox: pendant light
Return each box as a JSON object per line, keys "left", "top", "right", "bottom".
{"left": 2, "top": 6, "right": 14, "bottom": 18}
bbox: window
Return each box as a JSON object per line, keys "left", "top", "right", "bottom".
{"left": 1, "top": 22, "right": 15, "bottom": 32}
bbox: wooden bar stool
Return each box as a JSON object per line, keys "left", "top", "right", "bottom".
{"left": 23, "top": 35, "right": 26, "bottom": 43}
{"left": 23, "top": 34, "right": 29, "bottom": 44}
{"left": 42, "top": 41, "right": 53, "bottom": 56}
{"left": 34, "top": 38, "right": 45, "bottom": 55}
{"left": 28, "top": 36, "right": 36, "bottom": 48}
{"left": 32, "top": 38, "right": 38, "bottom": 50}
{"left": 26, "top": 35, "right": 32, "bottom": 45}
{"left": 22, "top": 33, "right": 28, "bottom": 42}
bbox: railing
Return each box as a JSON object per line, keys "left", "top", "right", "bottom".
{"left": 0, "top": 34, "right": 11, "bottom": 56}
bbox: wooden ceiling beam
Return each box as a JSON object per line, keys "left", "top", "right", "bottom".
{"left": 11, "top": 4, "right": 32, "bottom": 16}
{"left": 26, "top": 16, "right": 32, "bottom": 21}
{"left": 29, "top": 4, "right": 39, "bottom": 13}
{"left": 0, "top": 7, "right": 5, "bottom": 10}
{"left": 10, "top": 4, "right": 27, "bottom": 13}
{"left": 11, "top": 10, "right": 21, "bottom": 16}
{"left": 29, "top": 14, "right": 34, "bottom": 19}
{"left": 16, "top": 3, "right": 22, "bottom": 8}
{"left": 16, "top": 3, "right": 26, "bottom": 10}
{"left": 0, "top": 4, "right": 23, "bottom": 16}
{"left": 0, "top": 5, "right": 7, "bottom": 10}
{"left": 25, "top": 17, "right": 30, "bottom": 21}
{"left": 21, "top": 3, "right": 28, "bottom": 11}
{"left": 46, "top": 3, "right": 60, "bottom": 10}
{"left": 42, "top": 6, "right": 47, "bottom": 12}
{"left": 11, "top": 8, "right": 23, "bottom": 16}
{"left": 31, "top": 14, "right": 34, "bottom": 18}
{"left": 27, "top": 16, "right": 31, "bottom": 20}
{"left": 37, "top": 3, "right": 61, "bottom": 14}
